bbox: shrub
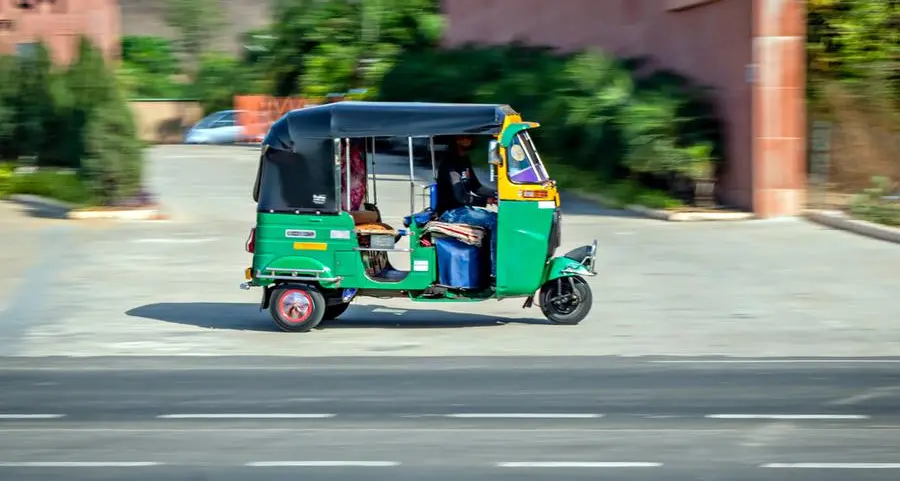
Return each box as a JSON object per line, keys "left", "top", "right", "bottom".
{"left": 377, "top": 45, "right": 725, "bottom": 200}
{"left": 850, "top": 176, "right": 900, "bottom": 226}
{"left": 0, "top": 57, "right": 17, "bottom": 160}
{"left": 67, "top": 37, "right": 144, "bottom": 204}
{"left": 0, "top": 36, "right": 145, "bottom": 206}
{"left": 5, "top": 168, "right": 93, "bottom": 205}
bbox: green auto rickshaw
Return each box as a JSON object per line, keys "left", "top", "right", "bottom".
{"left": 241, "top": 101, "right": 596, "bottom": 332}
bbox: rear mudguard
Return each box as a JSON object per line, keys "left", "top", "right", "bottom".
{"left": 542, "top": 240, "right": 597, "bottom": 283}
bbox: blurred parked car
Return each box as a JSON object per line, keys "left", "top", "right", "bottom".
{"left": 184, "top": 110, "right": 267, "bottom": 144}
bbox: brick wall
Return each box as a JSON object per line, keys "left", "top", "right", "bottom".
{"left": 0, "top": 0, "right": 120, "bottom": 65}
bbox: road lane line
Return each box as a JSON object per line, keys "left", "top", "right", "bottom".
{"left": 706, "top": 414, "right": 869, "bottom": 420}
{"left": 762, "top": 463, "right": 900, "bottom": 469}
{"left": 446, "top": 413, "right": 603, "bottom": 419}
{"left": 0, "top": 414, "right": 65, "bottom": 419}
{"left": 0, "top": 462, "right": 161, "bottom": 467}
{"left": 157, "top": 413, "right": 335, "bottom": 419}
{"left": 497, "top": 462, "right": 662, "bottom": 468}
{"left": 246, "top": 461, "right": 400, "bottom": 467}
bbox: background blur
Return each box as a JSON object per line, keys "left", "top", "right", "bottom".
{"left": 0, "top": 0, "right": 897, "bottom": 220}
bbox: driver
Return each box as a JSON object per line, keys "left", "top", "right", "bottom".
{"left": 435, "top": 135, "right": 499, "bottom": 279}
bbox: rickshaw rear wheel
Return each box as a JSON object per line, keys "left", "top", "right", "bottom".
{"left": 269, "top": 284, "right": 326, "bottom": 332}
{"left": 323, "top": 302, "right": 351, "bottom": 321}
{"left": 539, "top": 276, "right": 592, "bottom": 325}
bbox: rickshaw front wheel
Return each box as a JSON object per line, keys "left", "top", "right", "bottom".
{"left": 269, "top": 284, "right": 326, "bottom": 332}
{"left": 539, "top": 276, "right": 592, "bottom": 325}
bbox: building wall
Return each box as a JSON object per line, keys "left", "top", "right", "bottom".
{"left": 0, "top": 0, "right": 120, "bottom": 65}
{"left": 442, "top": 0, "right": 806, "bottom": 215}
{"left": 129, "top": 100, "right": 204, "bottom": 144}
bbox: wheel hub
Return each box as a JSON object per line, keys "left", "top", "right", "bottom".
{"left": 279, "top": 290, "right": 313, "bottom": 323}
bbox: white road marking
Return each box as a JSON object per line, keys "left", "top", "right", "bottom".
{"left": 246, "top": 461, "right": 400, "bottom": 467}
{"left": 0, "top": 414, "right": 64, "bottom": 419}
{"left": 156, "top": 413, "right": 335, "bottom": 419}
{"left": 762, "top": 463, "right": 900, "bottom": 469}
{"left": 0, "top": 462, "right": 161, "bottom": 467}
{"left": 651, "top": 359, "right": 900, "bottom": 364}
{"left": 706, "top": 414, "right": 869, "bottom": 420}
{"left": 447, "top": 413, "right": 603, "bottom": 419}
{"left": 497, "top": 462, "right": 662, "bottom": 468}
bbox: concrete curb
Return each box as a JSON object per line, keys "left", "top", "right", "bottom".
{"left": 564, "top": 189, "right": 755, "bottom": 222}
{"left": 804, "top": 209, "right": 900, "bottom": 244}
{"left": 67, "top": 208, "right": 164, "bottom": 221}
{"left": 625, "top": 204, "right": 756, "bottom": 222}
{"left": 8, "top": 194, "right": 165, "bottom": 221}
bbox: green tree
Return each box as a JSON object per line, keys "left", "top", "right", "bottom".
{"left": 808, "top": 0, "right": 900, "bottom": 104}
{"left": 14, "top": 41, "right": 54, "bottom": 162}
{"left": 163, "top": 0, "right": 225, "bottom": 76}
{"left": 267, "top": 0, "right": 445, "bottom": 97}
{"left": 0, "top": 56, "right": 18, "bottom": 160}
{"left": 65, "top": 36, "right": 145, "bottom": 203}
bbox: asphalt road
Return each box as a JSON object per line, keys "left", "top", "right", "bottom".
{"left": 1, "top": 356, "right": 899, "bottom": 480}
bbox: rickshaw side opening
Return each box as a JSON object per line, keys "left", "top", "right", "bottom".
{"left": 241, "top": 101, "right": 596, "bottom": 332}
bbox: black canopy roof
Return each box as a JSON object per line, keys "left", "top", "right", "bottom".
{"left": 262, "top": 101, "right": 517, "bottom": 150}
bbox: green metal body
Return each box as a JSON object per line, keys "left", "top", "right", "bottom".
{"left": 251, "top": 202, "right": 584, "bottom": 302}
{"left": 494, "top": 199, "right": 555, "bottom": 297}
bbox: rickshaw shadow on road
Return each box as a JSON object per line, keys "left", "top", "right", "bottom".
{"left": 126, "top": 302, "right": 282, "bottom": 332}
{"left": 125, "top": 302, "right": 546, "bottom": 332}
{"left": 320, "top": 305, "right": 548, "bottom": 329}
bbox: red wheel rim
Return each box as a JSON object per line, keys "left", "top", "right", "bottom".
{"left": 277, "top": 289, "right": 314, "bottom": 324}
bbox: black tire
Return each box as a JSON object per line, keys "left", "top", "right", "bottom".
{"left": 539, "top": 276, "right": 592, "bottom": 325}
{"left": 269, "top": 284, "right": 326, "bottom": 332}
{"left": 323, "top": 302, "right": 351, "bottom": 321}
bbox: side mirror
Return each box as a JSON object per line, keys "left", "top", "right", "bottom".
{"left": 488, "top": 140, "right": 500, "bottom": 182}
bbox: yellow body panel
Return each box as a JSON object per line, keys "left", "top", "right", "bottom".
{"left": 293, "top": 242, "right": 328, "bottom": 251}
{"left": 495, "top": 115, "right": 560, "bottom": 207}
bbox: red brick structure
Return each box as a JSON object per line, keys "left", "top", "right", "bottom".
{"left": 0, "top": 0, "right": 121, "bottom": 65}
{"left": 442, "top": 0, "right": 806, "bottom": 217}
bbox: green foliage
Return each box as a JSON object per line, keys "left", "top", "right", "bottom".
{"left": 850, "top": 175, "right": 900, "bottom": 226}
{"left": 163, "top": 0, "right": 226, "bottom": 74}
{"left": 1, "top": 167, "right": 94, "bottom": 205}
{"left": 0, "top": 36, "right": 145, "bottom": 206}
{"left": 0, "top": 57, "right": 17, "bottom": 160}
{"left": 189, "top": 52, "right": 264, "bottom": 114}
{"left": 377, "top": 45, "right": 724, "bottom": 199}
{"left": 121, "top": 36, "right": 180, "bottom": 76}
{"left": 118, "top": 36, "right": 187, "bottom": 99}
{"left": 14, "top": 42, "right": 54, "bottom": 161}
{"left": 266, "top": 0, "right": 445, "bottom": 98}
{"left": 808, "top": 0, "right": 900, "bottom": 105}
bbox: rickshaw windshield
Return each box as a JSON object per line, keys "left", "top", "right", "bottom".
{"left": 506, "top": 131, "right": 549, "bottom": 184}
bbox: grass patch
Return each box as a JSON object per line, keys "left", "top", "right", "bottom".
{"left": 548, "top": 162, "right": 684, "bottom": 210}
{"left": 0, "top": 163, "right": 95, "bottom": 206}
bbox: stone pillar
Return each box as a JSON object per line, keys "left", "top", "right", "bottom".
{"left": 751, "top": 0, "right": 807, "bottom": 217}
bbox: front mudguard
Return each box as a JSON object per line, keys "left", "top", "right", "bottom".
{"left": 543, "top": 240, "right": 597, "bottom": 283}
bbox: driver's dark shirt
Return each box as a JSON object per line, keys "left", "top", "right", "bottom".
{"left": 435, "top": 150, "right": 496, "bottom": 216}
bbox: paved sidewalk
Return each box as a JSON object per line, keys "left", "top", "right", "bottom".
{"left": 4, "top": 145, "right": 900, "bottom": 357}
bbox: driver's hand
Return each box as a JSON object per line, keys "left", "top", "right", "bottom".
{"left": 487, "top": 197, "right": 498, "bottom": 205}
